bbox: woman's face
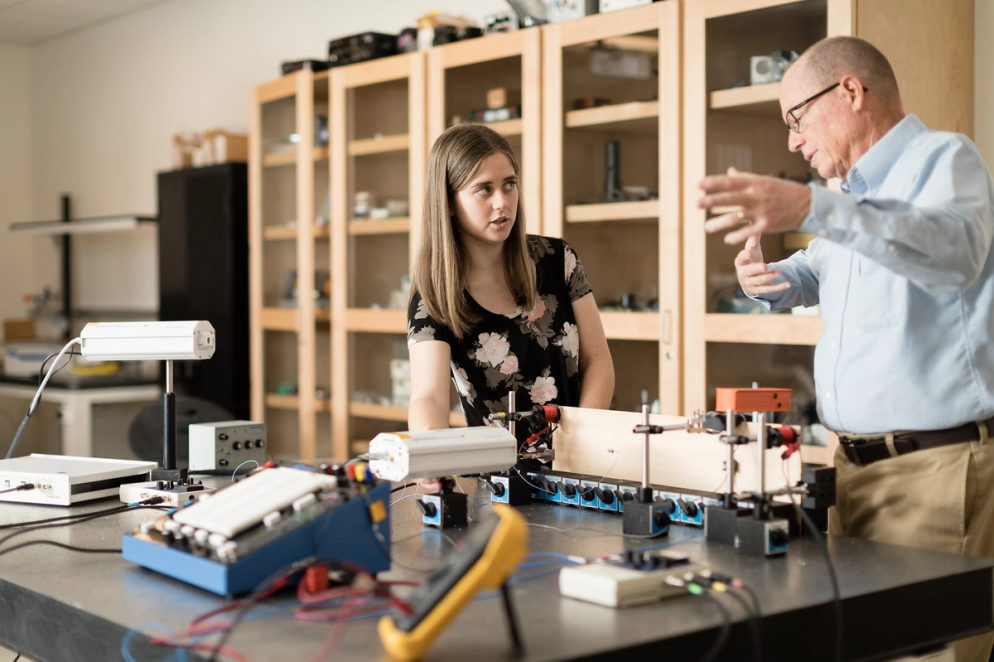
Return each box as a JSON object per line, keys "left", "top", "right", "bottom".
{"left": 451, "top": 152, "right": 518, "bottom": 249}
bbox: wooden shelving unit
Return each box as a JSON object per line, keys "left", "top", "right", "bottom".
{"left": 682, "top": 0, "right": 974, "bottom": 461}
{"left": 427, "top": 28, "right": 542, "bottom": 235}
{"left": 249, "top": 68, "right": 331, "bottom": 459}
{"left": 330, "top": 52, "right": 426, "bottom": 458}
{"left": 544, "top": 3, "right": 682, "bottom": 414}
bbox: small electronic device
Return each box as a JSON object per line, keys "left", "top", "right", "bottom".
{"left": 368, "top": 427, "right": 517, "bottom": 481}
{"left": 0, "top": 455, "right": 156, "bottom": 506}
{"left": 281, "top": 59, "right": 331, "bottom": 76}
{"left": 548, "top": 0, "right": 598, "bottom": 23}
{"left": 328, "top": 32, "right": 397, "bottom": 67}
{"left": 79, "top": 320, "right": 215, "bottom": 361}
{"left": 559, "top": 552, "right": 702, "bottom": 608}
{"left": 378, "top": 506, "right": 528, "bottom": 661}
{"left": 750, "top": 50, "right": 799, "bottom": 85}
{"left": 188, "top": 420, "right": 267, "bottom": 474}
{"left": 119, "top": 480, "right": 213, "bottom": 508}
{"left": 122, "top": 466, "right": 390, "bottom": 595}
{"left": 598, "top": 0, "right": 656, "bottom": 14}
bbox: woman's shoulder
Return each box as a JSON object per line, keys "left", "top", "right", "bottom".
{"left": 526, "top": 235, "right": 566, "bottom": 262}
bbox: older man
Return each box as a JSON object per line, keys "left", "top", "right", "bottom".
{"left": 700, "top": 36, "right": 994, "bottom": 661}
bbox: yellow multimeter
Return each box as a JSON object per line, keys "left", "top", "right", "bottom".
{"left": 378, "top": 504, "right": 529, "bottom": 661}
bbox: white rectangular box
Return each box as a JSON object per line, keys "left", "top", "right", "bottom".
{"left": 0, "top": 455, "right": 156, "bottom": 506}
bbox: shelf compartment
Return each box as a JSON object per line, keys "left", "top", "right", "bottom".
{"left": 600, "top": 311, "right": 660, "bottom": 341}
{"left": 565, "top": 101, "right": 659, "bottom": 134}
{"left": 565, "top": 200, "right": 659, "bottom": 223}
{"left": 704, "top": 313, "right": 822, "bottom": 345}
{"left": 315, "top": 309, "right": 331, "bottom": 323}
{"left": 709, "top": 83, "right": 782, "bottom": 116}
{"left": 263, "top": 224, "right": 331, "bottom": 240}
{"left": 263, "top": 146, "right": 329, "bottom": 168}
{"left": 474, "top": 118, "right": 523, "bottom": 137}
{"left": 349, "top": 218, "right": 411, "bottom": 235}
{"left": 348, "top": 134, "right": 409, "bottom": 156}
{"left": 260, "top": 308, "right": 296, "bottom": 331}
{"left": 348, "top": 402, "right": 466, "bottom": 428}
{"left": 345, "top": 308, "right": 407, "bottom": 333}
{"left": 266, "top": 394, "right": 332, "bottom": 413}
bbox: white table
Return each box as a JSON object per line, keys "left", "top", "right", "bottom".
{"left": 0, "top": 380, "right": 161, "bottom": 457}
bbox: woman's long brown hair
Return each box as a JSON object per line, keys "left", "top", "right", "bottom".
{"left": 412, "top": 124, "right": 535, "bottom": 339}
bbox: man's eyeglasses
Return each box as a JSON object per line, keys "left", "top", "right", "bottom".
{"left": 785, "top": 82, "right": 868, "bottom": 133}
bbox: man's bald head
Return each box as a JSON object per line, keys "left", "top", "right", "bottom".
{"left": 790, "top": 36, "right": 903, "bottom": 112}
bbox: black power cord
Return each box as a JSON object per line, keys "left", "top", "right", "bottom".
{"left": 5, "top": 342, "right": 81, "bottom": 460}
{"left": 0, "top": 484, "right": 35, "bottom": 496}
{"left": 0, "top": 501, "right": 165, "bottom": 550}
{"left": 792, "top": 502, "right": 844, "bottom": 662}
{"left": 696, "top": 590, "right": 733, "bottom": 662}
{"left": 0, "top": 540, "right": 121, "bottom": 559}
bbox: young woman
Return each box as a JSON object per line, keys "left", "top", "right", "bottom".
{"left": 407, "top": 124, "right": 615, "bottom": 488}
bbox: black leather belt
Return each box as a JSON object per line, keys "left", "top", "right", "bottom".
{"left": 839, "top": 417, "right": 994, "bottom": 467}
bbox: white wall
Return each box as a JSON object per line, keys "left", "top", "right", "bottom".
{"left": 25, "top": 0, "right": 508, "bottom": 312}
{"left": 0, "top": 42, "right": 34, "bottom": 338}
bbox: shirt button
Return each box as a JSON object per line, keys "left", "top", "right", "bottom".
{"left": 825, "top": 392, "right": 833, "bottom": 399}
{"left": 887, "top": 244, "right": 897, "bottom": 253}
{"left": 826, "top": 214, "right": 836, "bottom": 226}
{"left": 818, "top": 229, "right": 829, "bottom": 237}
{"left": 831, "top": 342, "right": 837, "bottom": 349}
{"left": 871, "top": 187, "right": 878, "bottom": 194}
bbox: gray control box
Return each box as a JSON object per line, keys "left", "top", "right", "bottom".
{"left": 189, "top": 421, "right": 267, "bottom": 475}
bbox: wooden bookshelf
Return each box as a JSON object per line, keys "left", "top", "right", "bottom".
{"left": 565, "top": 101, "right": 659, "bottom": 133}
{"left": 263, "top": 224, "right": 331, "bottom": 240}
{"left": 599, "top": 311, "right": 660, "bottom": 341}
{"left": 565, "top": 200, "right": 660, "bottom": 223}
{"left": 348, "top": 218, "right": 411, "bottom": 235}
{"left": 344, "top": 308, "right": 407, "bottom": 333}
{"left": 347, "top": 133, "right": 409, "bottom": 156}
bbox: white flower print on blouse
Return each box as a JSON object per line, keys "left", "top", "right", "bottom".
{"left": 451, "top": 361, "right": 476, "bottom": 405}
{"left": 474, "top": 332, "right": 510, "bottom": 367}
{"left": 514, "top": 293, "right": 558, "bottom": 349}
{"left": 528, "top": 369, "right": 558, "bottom": 404}
{"left": 564, "top": 247, "right": 577, "bottom": 282}
{"left": 499, "top": 354, "right": 519, "bottom": 375}
{"left": 554, "top": 321, "right": 580, "bottom": 378}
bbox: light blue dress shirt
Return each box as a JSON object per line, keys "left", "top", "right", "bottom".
{"left": 758, "top": 114, "right": 994, "bottom": 434}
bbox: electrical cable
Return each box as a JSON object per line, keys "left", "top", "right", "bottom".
{"left": 5, "top": 337, "right": 81, "bottom": 459}
{"left": 696, "top": 591, "right": 733, "bottom": 662}
{"left": 792, "top": 501, "right": 843, "bottom": 662}
{"left": 0, "top": 501, "right": 139, "bottom": 530}
{"left": 722, "top": 585, "right": 762, "bottom": 662}
{"left": 0, "top": 539, "right": 121, "bottom": 558}
{"left": 230, "top": 460, "right": 259, "bottom": 481}
{"left": 0, "top": 484, "right": 35, "bottom": 496}
{"left": 0, "top": 501, "right": 164, "bottom": 549}
{"left": 390, "top": 483, "right": 411, "bottom": 494}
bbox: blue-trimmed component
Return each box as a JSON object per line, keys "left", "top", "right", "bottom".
{"left": 679, "top": 494, "right": 704, "bottom": 526}
{"left": 121, "top": 481, "right": 391, "bottom": 597}
{"left": 560, "top": 478, "right": 581, "bottom": 506}
{"left": 421, "top": 493, "right": 443, "bottom": 525}
{"left": 654, "top": 490, "right": 683, "bottom": 523}
{"left": 596, "top": 482, "right": 619, "bottom": 512}
{"left": 579, "top": 480, "right": 600, "bottom": 509}
{"left": 617, "top": 485, "right": 638, "bottom": 513}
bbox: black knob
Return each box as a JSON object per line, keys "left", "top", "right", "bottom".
{"left": 219, "top": 434, "right": 228, "bottom": 440}
{"left": 654, "top": 511, "right": 670, "bottom": 529}
{"left": 233, "top": 442, "right": 242, "bottom": 450}
{"left": 416, "top": 500, "right": 437, "bottom": 518}
{"left": 680, "top": 500, "right": 699, "bottom": 518}
{"left": 656, "top": 498, "right": 676, "bottom": 515}
{"left": 218, "top": 459, "right": 229, "bottom": 467}
{"left": 545, "top": 479, "right": 560, "bottom": 495}
{"left": 595, "top": 487, "right": 614, "bottom": 505}
{"left": 491, "top": 481, "right": 506, "bottom": 497}
{"left": 562, "top": 483, "right": 577, "bottom": 498}
{"left": 621, "top": 491, "right": 635, "bottom": 501}
{"left": 581, "top": 486, "right": 596, "bottom": 502}
{"left": 770, "top": 528, "right": 789, "bottom": 547}
{"left": 256, "top": 439, "right": 265, "bottom": 448}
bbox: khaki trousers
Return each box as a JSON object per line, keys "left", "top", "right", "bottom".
{"left": 830, "top": 436, "right": 994, "bottom": 662}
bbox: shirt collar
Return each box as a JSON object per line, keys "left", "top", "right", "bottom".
{"left": 843, "top": 114, "right": 927, "bottom": 196}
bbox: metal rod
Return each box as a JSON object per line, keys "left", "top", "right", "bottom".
{"left": 163, "top": 360, "right": 176, "bottom": 471}
{"left": 60, "top": 194, "right": 71, "bottom": 340}
{"left": 725, "top": 407, "right": 735, "bottom": 505}
{"left": 641, "top": 404, "right": 650, "bottom": 490}
{"left": 507, "top": 389, "right": 516, "bottom": 440}
{"left": 756, "top": 411, "right": 766, "bottom": 496}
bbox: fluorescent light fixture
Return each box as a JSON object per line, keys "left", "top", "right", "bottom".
{"left": 80, "top": 321, "right": 216, "bottom": 361}
{"left": 10, "top": 215, "right": 154, "bottom": 235}
{"left": 368, "top": 427, "right": 517, "bottom": 481}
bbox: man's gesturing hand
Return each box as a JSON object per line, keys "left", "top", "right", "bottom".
{"left": 699, "top": 167, "right": 811, "bottom": 245}
{"left": 736, "top": 235, "right": 791, "bottom": 297}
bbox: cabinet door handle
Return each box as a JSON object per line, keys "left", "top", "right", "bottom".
{"left": 663, "top": 309, "right": 672, "bottom": 346}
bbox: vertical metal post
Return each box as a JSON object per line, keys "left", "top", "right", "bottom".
{"left": 163, "top": 360, "right": 176, "bottom": 471}
{"left": 641, "top": 404, "right": 651, "bottom": 490}
{"left": 755, "top": 411, "right": 766, "bottom": 501}
{"left": 507, "top": 389, "right": 516, "bottom": 440}
{"left": 725, "top": 408, "right": 736, "bottom": 507}
{"left": 60, "top": 194, "right": 71, "bottom": 339}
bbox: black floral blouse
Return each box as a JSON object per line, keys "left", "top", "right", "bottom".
{"left": 408, "top": 236, "right": 593, "bottom": 439}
